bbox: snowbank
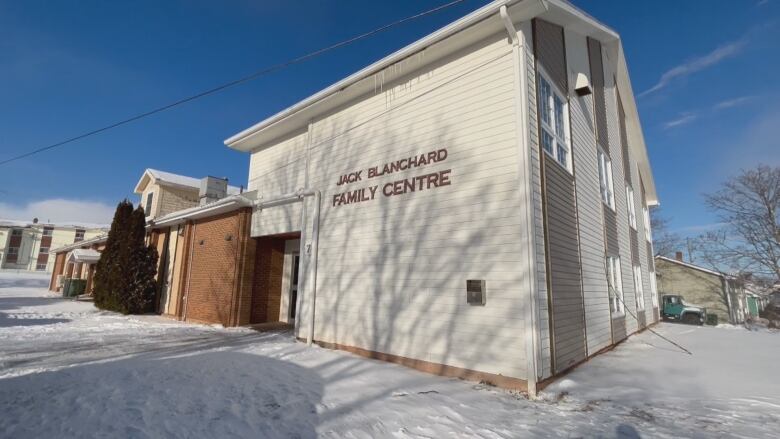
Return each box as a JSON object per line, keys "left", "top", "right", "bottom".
{"left": 1, "top": 272, "right": 778, "bottom": 438}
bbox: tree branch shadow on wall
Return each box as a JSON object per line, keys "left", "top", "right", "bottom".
{"left": 301, "top": 78, "right": 534, "bottom": 419}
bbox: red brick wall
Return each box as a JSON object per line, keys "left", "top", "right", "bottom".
{"left": 182, "top": 209, "right": 255, "bottom": 326}
{"left": 49, "top": 252, "right": 67, "bottom": 291}
{"left": 249, "top": 237, "right": 286, "bottom": 324}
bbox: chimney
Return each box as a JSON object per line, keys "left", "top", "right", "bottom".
{"left": 199, "top": 176, "right": 228, "bottom": 206}
{"left": 675, "top": 251, "right": 684, "bottom": 262}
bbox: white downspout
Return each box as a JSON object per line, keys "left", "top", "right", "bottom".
{"left": 501, "top": 4, "right": 541, "bottom": 398}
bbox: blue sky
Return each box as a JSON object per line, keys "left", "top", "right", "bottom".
{"left": 1, "top": 0, "right": 778, "bottom": 232}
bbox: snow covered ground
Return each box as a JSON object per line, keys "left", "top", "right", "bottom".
{"left": 1, "top": 271, "right": 778, "bottom": 438}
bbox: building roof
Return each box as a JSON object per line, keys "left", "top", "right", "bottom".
{"left": 223, "top": 0, "right": 657, "bottom": 205}
{"left": 655, "top": 256, "right": 736, "bottom": 280}
{"left": 66, "top": 249, "right": 102, "bottom": 264}
{"left": 50, "top": 234, "right": 109, "bottom": 254}
{"left": 0, "top": 218, "right": 108, "bottom": 230}
{"left": 148, "top": 192, "right": 257, "bottom": 228}
{"left": 134, "top": 168, "right": 242, "bottom": 195}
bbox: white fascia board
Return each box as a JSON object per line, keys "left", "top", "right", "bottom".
{"left": 655, "top": 256, "right": 730, "bottom": 279}
{"left": 50, "top": 235, "right": 109, "bottom": 254}
{"left": 150, "top": 194, "right": 255, "bottom": 228}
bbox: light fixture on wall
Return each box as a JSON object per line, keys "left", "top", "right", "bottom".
{"left": 574, "top": 73, "right": 592, "bottom": 96}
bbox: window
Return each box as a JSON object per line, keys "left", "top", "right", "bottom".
{"left": 8, "top": 247, "right": 18, "bottom": 256}
{"left": 642, "top": 206, "right": 651, "bottom": 242}
{"left": 626, "top": 186, "right": 636, "bottom": 229}
{"left": 39, "top": 247, "right": 49, "bottom": 255}
{"left": 606, "top": 255, "right": 624, "bottom": 315}
{"left": 11, "top": 229, "right": 22, "bottom": 237}
{"left": 43, "top": 227, "right": 54, "bottom": 237}
{"left": 537, "top": 72, "right": 571, "bottom": 170}
{"left": 145, "top": 192, "right": 154, "bottom": 216}
{"left": 598, "top": 148, "right": 615, "bottom": 209}
{"left": 634, "top": 265, "right": 645, "bottom": 311}
{"left": 36, "top": 263, "right": 47, "bottom": 271}
{"left": 649, "top": 271, "right": 658, "bottom": 308}
{"left": 75, "top": 229, "right": 85, "bottom": 242}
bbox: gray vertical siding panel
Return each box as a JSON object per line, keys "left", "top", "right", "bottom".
{"left": 544, "top": 161, "right": 587, "bottom": 371}
{"left": 604, "top": 55, "right": 638, "bottom": 335}
{"left": 630, "top": 230, "right": 640, "bottom": 265}
{"left": 617, "top": 90, "right": 632, "bottom": 186}
{"left": 604, "top": 207, "right": 619, "bottom": 256}
{"left": 588, "top": 38, "right": 608, "bottom": 151}
{"left": 524, "top": 22, "right": 553, "bottom": 380}
{"left": 535, "top": 20, "right": 568, "bottom": 95}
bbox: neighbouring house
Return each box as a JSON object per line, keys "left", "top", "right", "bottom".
{"left": 47, "top": 234, "right": 109, "bottom": 294}
{"left": 1, "top": 219, "right": 105, "bottom": 273}
{"left": 655, "top": 253, "right": 747, "bottom": 324}
{"left": 134, "top": 168, "right": 242, "bottom": 221}
{"left": 213, "top": 0, "right": 659, "bottom": 393}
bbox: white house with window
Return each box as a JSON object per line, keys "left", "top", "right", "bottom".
{"left": 133, "top": 168, "right": 242, "bottom": 221}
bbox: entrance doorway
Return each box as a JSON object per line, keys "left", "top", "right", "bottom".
{"left": 249, "top": 234, "right": 301, "bottom": 325}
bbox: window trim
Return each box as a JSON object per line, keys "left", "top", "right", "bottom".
{"left": 626, "top": 185, "right": 636, "bottom": 229}
{"left": 597, "top": 148, "right": 615, "bottom": 210}
{"left": 634, "top": 265, "right": 645, "bottom": 311}
{"left": 537, "top": 67, "right": 572, "bottom": 172}
{"left": 649, "top": 270, "right": 659, "bottom": 309}
{"left": 642, "top": 206, "right": 652, "bottom": 242}
{"left": 145, "top": 192, "right": 154, "bottom": 217}
{"left": 606, "top": 255, "right": 624, "bottom": 317}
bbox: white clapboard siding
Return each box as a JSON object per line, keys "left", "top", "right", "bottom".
{"left": 248, "top": 131, "right": 308, "bottom": 236}
{"left": 249, "top": 32, "right": 530, "bottom": 379}
{"left": 565, "top": 29, "right": 612, "bottom": 355}
{"left": 603, "top": 53, "right": 638, "bottom": 335}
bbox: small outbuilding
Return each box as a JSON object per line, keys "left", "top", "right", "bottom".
{"left": 654, "top": 254, "right": 747, "bottom": 324}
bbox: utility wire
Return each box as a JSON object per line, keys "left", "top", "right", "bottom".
{"left": 614, "top": 289, "right": 693, "bottom": 355}
{"left": 0, "top": 0, "right": 468, "bottom": 167}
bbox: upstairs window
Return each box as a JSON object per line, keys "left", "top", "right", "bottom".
{"left": 145, "top": 192, "right": 154, "bottom": 216}
{"left": 43, "top": 227, "right": 54, "bottom": 236}
{"left": 11, "top": 229, "right": 22, "bottom": 237}
{"left": 598, "top": 148, "right": 615, "bottom": 209}
{"left": 75, "top": 229, "right": 85, "bottom": 242}
{"left": 643, "top": 206, "right": 652, "bottom": 242}
{"left": 649, "top": 270, "right": 658, "bottom": 308}
{"left": 626, "top": 186, "right": 636, "bottom": 229}
{"left": 39, "top": 247, "right": 49, "bottom": 255}
{"left": 634, "top": 265, "right": 645, "bottom": 311}
{"left": 36, "top": 263, "right": 47, "bottom": 271}
{"left": 606, "top": 255, "right": 624, "bottom": 316}
{"left": 537, "top": 71, "right": 571, "bottom": 171}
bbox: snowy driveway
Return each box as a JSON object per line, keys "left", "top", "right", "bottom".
{"left": 1, "top": 271, "right": 778, "bottom": 438}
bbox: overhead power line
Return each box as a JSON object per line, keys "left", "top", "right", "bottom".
{"left": 0, "top": 0, "right": 468, "bottom": 167}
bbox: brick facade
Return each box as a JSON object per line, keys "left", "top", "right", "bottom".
{"left": 249, "top": 238, "right": 286, "bottom": 324}
{"left": 177, "top": 208, "right": 255, "bottom": 326}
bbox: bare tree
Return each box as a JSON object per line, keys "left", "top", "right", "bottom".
{"left": 650, "top": 207, "right": 682, "bottom": 258}
{"left": 700, "top": 165, "right": 780, "bottom": 281}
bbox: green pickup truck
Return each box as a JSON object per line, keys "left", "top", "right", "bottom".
{"left": 661, "top": 294, "right": 706, "bottom": 325}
